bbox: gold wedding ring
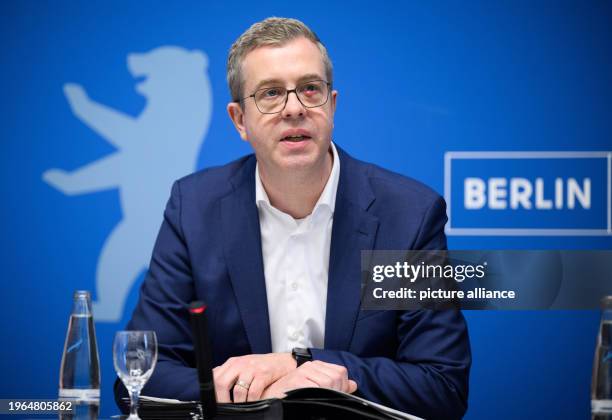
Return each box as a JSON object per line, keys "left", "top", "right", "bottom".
{"left": 235, "top": 379, "right": 251, "bottom": 390}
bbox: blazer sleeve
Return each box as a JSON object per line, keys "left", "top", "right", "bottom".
{"left": 310, "top": 197, "right": 471, "bottom": 420}
{"left": 114, "top": 181, "right": 200, "bottom": 412}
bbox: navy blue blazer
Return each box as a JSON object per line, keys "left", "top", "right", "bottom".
{"left": 115, "top": 147, "right": 471, "bottom": 419}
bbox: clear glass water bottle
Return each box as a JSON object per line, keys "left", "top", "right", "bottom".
{"left": 592, "top": 296, "right": 612, "bottom": 419}
{"left": 59, "top": 291, "right": 101, "bottom": 407}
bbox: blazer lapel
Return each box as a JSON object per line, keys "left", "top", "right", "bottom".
{"left": 325, "top": 148, "right": 379, "bottom": 350}
{"left": 220, "top": 157, "right": 272, "bottom": 354}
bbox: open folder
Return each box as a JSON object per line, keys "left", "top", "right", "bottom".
{"left": 152, "top": 302, "right": 423, "bottom": 419}
{"left": 127, "top": 387, "right": 424, "bottom": 420}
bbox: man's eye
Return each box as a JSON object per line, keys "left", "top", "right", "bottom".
{"left": 264, "top": 88, "right": 281, "bottom": 97}
{"left": 301, "top": 84, "right": 321, "bottom": 95}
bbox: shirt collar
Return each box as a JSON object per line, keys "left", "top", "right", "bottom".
{"left": 255, "top": 141, "right": 341, "bottom": 216}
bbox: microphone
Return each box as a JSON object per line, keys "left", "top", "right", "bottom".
{"left": 189, "top": 301, "right": 217, "bottom": 419}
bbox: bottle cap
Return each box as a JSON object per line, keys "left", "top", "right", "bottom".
{"left": 72, "top": 290, "right": 92, "bottom": 315}
{"left": 73, "top": 290, "right": 90, "bottom": 299}
{"left": 601, "top": 295, "right": 612, "bottom": 309}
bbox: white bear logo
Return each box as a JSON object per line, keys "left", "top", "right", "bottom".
{"left": 43, "top": 46, "right": 212, "bottom": 322}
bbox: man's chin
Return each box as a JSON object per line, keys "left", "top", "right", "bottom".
{"left": 275, "top": 153, "right": 321, "bottom": 173}
{"left": 265, "top": 141, "right": 331, "bottom": 174}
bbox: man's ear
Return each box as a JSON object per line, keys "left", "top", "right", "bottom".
{"left": 330, "top": 90, "right": 338, "bottom": 127}
{"left": 331, "top": 89, "right": 338, "bottom": 113}
{"left": 227, "top": 102, "right": 248, "bottom": 141}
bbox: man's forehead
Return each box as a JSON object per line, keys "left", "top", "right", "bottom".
{"left": 241, "top": 37, "right": 326, "bottom": 90}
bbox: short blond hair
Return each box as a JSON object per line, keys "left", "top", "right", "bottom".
{"left": 227, "top": 17, "right": 333, "bottom": 101}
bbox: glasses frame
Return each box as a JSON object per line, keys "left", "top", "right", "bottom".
{"left": 237, "top": 80, "right": 332, "bottom": 115}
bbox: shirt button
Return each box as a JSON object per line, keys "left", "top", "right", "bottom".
{"left": 289, "top": 330, "right": 300, "bottom": 341}
{"left": 291, "top": 282, "right": 299, "bottom": 291}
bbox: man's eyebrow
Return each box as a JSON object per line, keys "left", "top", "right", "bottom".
{"left": 252, "top": 78, "right": 284, "bottom": 92}
{"left": 296, "top": 74, "right": 326, "bottom": 84}
{"left": 251, "top": 74, "right": 326, "bottom": 92}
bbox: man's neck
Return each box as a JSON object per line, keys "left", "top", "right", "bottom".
{"left": 259, "top": 149, "right": 334, "bottom": 219}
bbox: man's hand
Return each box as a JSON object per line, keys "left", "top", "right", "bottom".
{"left": 213, "top": 353, "right": 296, "bottom": 403}
{"left": 261, "top": 360, "right": 358, "bottom": 399}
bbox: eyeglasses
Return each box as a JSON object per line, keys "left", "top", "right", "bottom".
{"left": 238, "top": 80, "right": 331, "bottom": 114}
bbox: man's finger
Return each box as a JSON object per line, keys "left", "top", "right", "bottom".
{"left": 262, "top": 377, "right": 319, "bottom": 399}
{"left": 305, "top": 361, "right": 347, "bottom": 390}
{"left": 213, "top": 368, "right": 238, "bottom": 403}
{"left": 247, "top": 377, "right": 266, "bottom": 401}
{"left": 232, "top": 376, "right": 253, "bottom": 403}
{"left": 302, "top": 367, "right": 336, "bottom": 389}
{"left": 215, "top": 386, "right": 231, "bottom": 403}
{"left": 315, "top": 362, "right": 351, "bottom": 393}
{"left": 348, "top": 379, "right": 358, "bottom": 394}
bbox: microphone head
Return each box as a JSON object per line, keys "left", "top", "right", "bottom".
{"left": 189, "top": 301, "right": 207, "bottom": 314}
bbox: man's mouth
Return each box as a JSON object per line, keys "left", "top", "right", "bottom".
{"left": 281, "top": 135, "right": 311, "bottom": 142}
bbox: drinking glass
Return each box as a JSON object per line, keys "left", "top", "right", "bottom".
{"left": 113, "top": 331, "right": 158, "bottom": 420}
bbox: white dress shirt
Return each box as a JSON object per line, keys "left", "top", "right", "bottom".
{"left": 255, "top": 142, "right": 340, "bottom": 353}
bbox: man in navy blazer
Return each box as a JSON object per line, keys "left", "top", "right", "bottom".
{"left": 116, "top": 17, "right": 470, "bottom": 419}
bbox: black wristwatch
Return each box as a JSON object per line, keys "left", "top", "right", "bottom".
{"left": 292, "top": 347, "right": 312, "bottom": 367}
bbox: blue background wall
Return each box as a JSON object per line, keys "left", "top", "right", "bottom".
{"left": 1, "top": 1, "right": 611, "bottom": 418}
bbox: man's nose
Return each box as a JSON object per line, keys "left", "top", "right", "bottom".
{"left": 281, "top": 91, "right": 305, "bottom": 118}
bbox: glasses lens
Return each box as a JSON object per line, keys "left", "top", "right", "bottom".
{"left": 297, "top": 81, "right": 328, "bottom": 107}
{"left": 252, "top": 81, "right": 329, "bottom": 114}
{"left": 254, "top": 87, "right": 287, "bottom": 113}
